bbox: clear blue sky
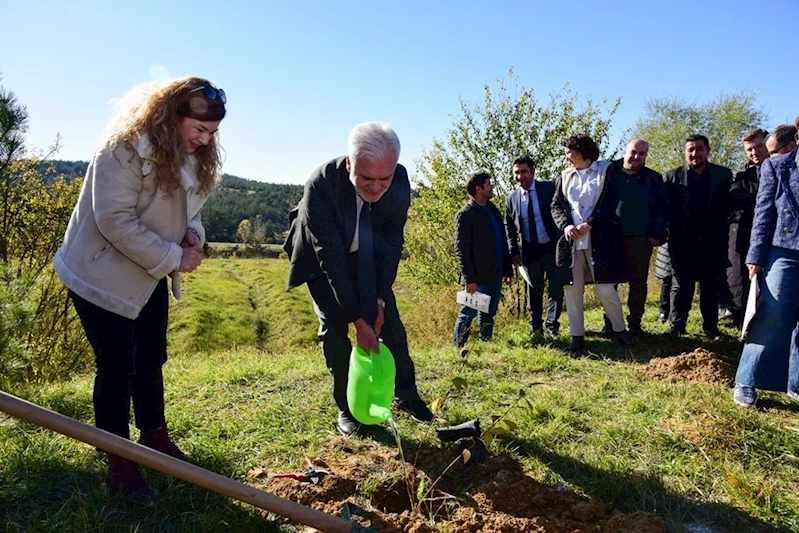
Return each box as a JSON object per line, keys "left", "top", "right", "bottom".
{"left": 2, "top": 0, "right": 797, "bottom": 184}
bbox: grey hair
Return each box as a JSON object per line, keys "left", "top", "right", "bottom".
{"left": 766, "top": 124, "right": 798, "bottom": 146}
{"left": 347, "top": 122, "right": 401, "bottom": 163}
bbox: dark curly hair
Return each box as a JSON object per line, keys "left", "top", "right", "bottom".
{"left": 564, "top": 134, "right": 599, "bottom": 162}
{"left": 466, "top": 172, "right": 492, "bottom": 197}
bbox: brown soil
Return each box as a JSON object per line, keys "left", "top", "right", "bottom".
{"left": 643, "top": 348, "right": 734, "bottom": 385}
{"left": 259, "top": 437, "right": 666, "bottom": 532}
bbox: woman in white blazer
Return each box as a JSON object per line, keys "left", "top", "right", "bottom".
{"left": 54, "top": 77, "right": 226, "bottom": 500}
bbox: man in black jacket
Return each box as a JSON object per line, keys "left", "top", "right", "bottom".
{"left": 453, "top": 173, "right": 512, "bottom": 347}
{"left": 664, "top": 134, "right": 733, "bottom": 339}
{"left": 724, "top": 129, "right": 769, "bottom": 326}
{"left": 284, "top": 122, "right": 433, "bottom": 435}
{"left": 601, "top": 139, "right": 668, "bottom": 335}
{"left": 505, "top": 157, "right": 563, "bottom": 339}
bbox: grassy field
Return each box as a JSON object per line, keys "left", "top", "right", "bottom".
{"left": 1, "top": 257, "right": 798, "bottom": 532}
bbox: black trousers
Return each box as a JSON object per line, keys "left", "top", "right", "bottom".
{"left": 603, "top": 236, "right": 653, "bottom": 328}
{"left": 659, "top": 276, "right": 672, "bottom": 317}
{"left": 670, "top": 246, "right": 721, "bottom": 332}
{"left": 522, "top": 242, "right": 563, "bottom": 332}
{"left": 307, "top": 276, "right": 421, "bottom": 413}
{"left": 70, "top": 280, "right": 169, "bottom": 440}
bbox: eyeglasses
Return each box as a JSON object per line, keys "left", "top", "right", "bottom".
{"left": 191, "top": 84, "right": 226, "bottom": 104}
{"left": 769, "top": 144, "right": 788, "bottom": 156}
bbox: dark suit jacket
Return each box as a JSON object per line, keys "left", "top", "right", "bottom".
{"left": 551, "top": 162, "right": 624, "bottom": 284}
{"left": 664, "top": 163, "right": 732, "bottom": 272}
{"left": 454, "top": 199, "right": 512, "bottom": 285}
{"left": 729, "top": 165, "right": 759, "bottom": 251}
{"left": 283, "top": 156, "right": 409, "bottom": 324}
{"left": 504, "top": 180, "right": 559, "bottom": 263}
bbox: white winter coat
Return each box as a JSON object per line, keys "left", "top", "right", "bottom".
{"left": 54, "top": 135, "right": 209, "bottom": 319}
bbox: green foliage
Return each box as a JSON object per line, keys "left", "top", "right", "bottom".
{"left": 406, "top": 70, "right": 622, "bottom": 285}
{"left": 0, "top": 82, "right": 89, "bottom": 387}
{"left": 633, "top": 91, "right": 768, "bottom": 174}
{"left": 202, "top": 177, "right": 302, "bottom": 243}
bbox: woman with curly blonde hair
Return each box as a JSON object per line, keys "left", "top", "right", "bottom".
{"left": 54, "top": 76, "right": 226, "bottom": 500}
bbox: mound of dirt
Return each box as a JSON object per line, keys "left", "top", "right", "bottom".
{"left": 644, "top": 348, "right": 734, "bottom": 385}
{"left": 261, "top": 437, "right": 666, "bottom": 532}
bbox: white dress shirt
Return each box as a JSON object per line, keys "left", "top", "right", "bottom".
{"left": 566, "top": 161, "right": 601, "bottom": 250}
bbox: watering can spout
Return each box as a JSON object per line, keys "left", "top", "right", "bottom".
{"left": 368, "top": 405, "right": 392, "bottom": 422}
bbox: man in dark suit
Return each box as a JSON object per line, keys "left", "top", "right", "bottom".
{"left": 724, "top": 129, "right": 770, "bottom": 326}
{"left": 453, "top": 173, "right": 513, "bottom": 347}
{"left": 601, "top": 139, "right": 668, "bottom": 335}
{"left": 664, "top": 134, "right": 733, "bottom": 339}
{"left": 504, "top": 157, "right": 563, "bottom": 339}
{"left": 284, "top": 122, "right": 433, "bottom": 435}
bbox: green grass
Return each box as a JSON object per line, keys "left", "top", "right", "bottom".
{"left": 2, "top": 257, "right": 798, "bottom": 532}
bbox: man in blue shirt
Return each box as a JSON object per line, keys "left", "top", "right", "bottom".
{"left": 453, "top": 173, "right": 512, "bottom": 347}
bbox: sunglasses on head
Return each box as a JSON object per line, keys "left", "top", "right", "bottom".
{"left": 191, "top": 84, "right": 226, "bottom": 104}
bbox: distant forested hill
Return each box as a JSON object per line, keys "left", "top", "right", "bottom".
{"left": 45, "top": 160, "right": 302, "bottom": 243}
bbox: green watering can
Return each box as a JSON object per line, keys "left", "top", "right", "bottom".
{"left": 347, "top": 342, "right": 395, "bottom": 425}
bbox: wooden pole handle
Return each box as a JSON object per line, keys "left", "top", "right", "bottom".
{"left": 0, "top": 390, "right": 356, "bottom": 533}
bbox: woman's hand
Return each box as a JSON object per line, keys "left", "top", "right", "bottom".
{"left": 178, "top": 248, "right": 203, "bottom": 273}
{"left": 576, "top": 222, "right": 592, "bottom": 236}
{"left": 747, "top": 264, "right": 763, "bottom": 280}
{"left": 181, "top": 229, "right": 202, "bottom": 251}
{"left": 564, "top": 225, "right": 580, "bottom": 241}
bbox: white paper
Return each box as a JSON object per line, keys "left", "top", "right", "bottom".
{"left": 518, "top": 265, "right": 532, "bottom": 287}
{"left": 456, "top": 290, "right": 491, "bottom": 313}
{"left": 741, "top": 274, "right": 759, "bottom": 342}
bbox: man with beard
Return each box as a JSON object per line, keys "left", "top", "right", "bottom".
{"left": 454, "top": 173, "right": 513, "bottom": 347}
{"left": 284, "top": 122, "right": 434, "bottom": 435}
{"left": 664, "top": 134, "right": 733, "bottom": 339}
{"left": 504, "top": 157, "right": 563, "bottom": 340}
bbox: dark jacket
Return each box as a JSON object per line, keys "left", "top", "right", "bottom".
{"left": 727, "top": 165, "right": 759, "bottom": 304}
{"left": 283, "top": 156, "right": 409, "bottom": 324}
{"left": 454, "top": 199, "right": 512, "bottom": 285}
{"left": 747, "top": 148, "right": 799, "bottom": 265}
{"left": 504, "top": 180, "right": 559, "bottom": 262}
{"left": 664, "top": 162, "right": 733, "bottom": 272}
{"left": 609, "top": 159, "right": 669, "bottom": 242}
{"left": 551, "top": 161, "right": 624, "bottom": 284}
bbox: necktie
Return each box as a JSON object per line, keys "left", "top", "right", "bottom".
{"left": 527, "top": 190, "right": 539, "bottom": 247}
{"left": 358, "top": 202, "right": 377, "bottom": 326}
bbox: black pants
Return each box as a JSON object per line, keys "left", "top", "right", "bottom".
{"left": 603, "top": 236, "right": 653, "bottom": 329}
{"left": 70, "top": 280, "right": 169, "bottom": 439}
{"left": 307, "top": 276, "right": 421, "bottom": 413}
{"left": 659, "top": 276, "right": 672, "bottom": 317}
{"left": 670, "top": 248, "right": 720, "bottom": 332}
{"left": 522, "top": 242, "right": 563, "bottom": 332}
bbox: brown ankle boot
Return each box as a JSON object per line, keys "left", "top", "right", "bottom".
{"left": 106, "top": 455, "right": 158, "bottom": 502}
{"left": 138, "top": 427, "right": 186, "bottom": 460}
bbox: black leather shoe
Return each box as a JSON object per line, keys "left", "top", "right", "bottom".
{"left": 336, "top": 410, "right": 360, "bottom": 436}
{"left": 662, "top": 326, "right": 685, "bottom": 336}
{"left": 701, "top": 329, "right": 722, "bottom": 341}
{"left": 600, "top": 324, "right": 614, "bottom": 338}
{"left": 628, "top": 324, "right": 643, "bottom": 335}
{"left": 615, "top": 329, "right": 636, "bottom": 347}
{"left": 394, "top": 397, "right": 434, "bottom": 423}
{"left": 567, "top": 336, "right": 584, "bottom": 353}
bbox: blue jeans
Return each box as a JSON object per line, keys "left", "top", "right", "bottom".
{"left": 736, "top": 247, "right": 799, "bottom": 393}
{"left": 453, "top": 279, "right": 502, "bottom": 346}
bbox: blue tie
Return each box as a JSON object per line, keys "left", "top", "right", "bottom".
{"left": 358, "top": 202, "right": 377, "bottom": 326}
